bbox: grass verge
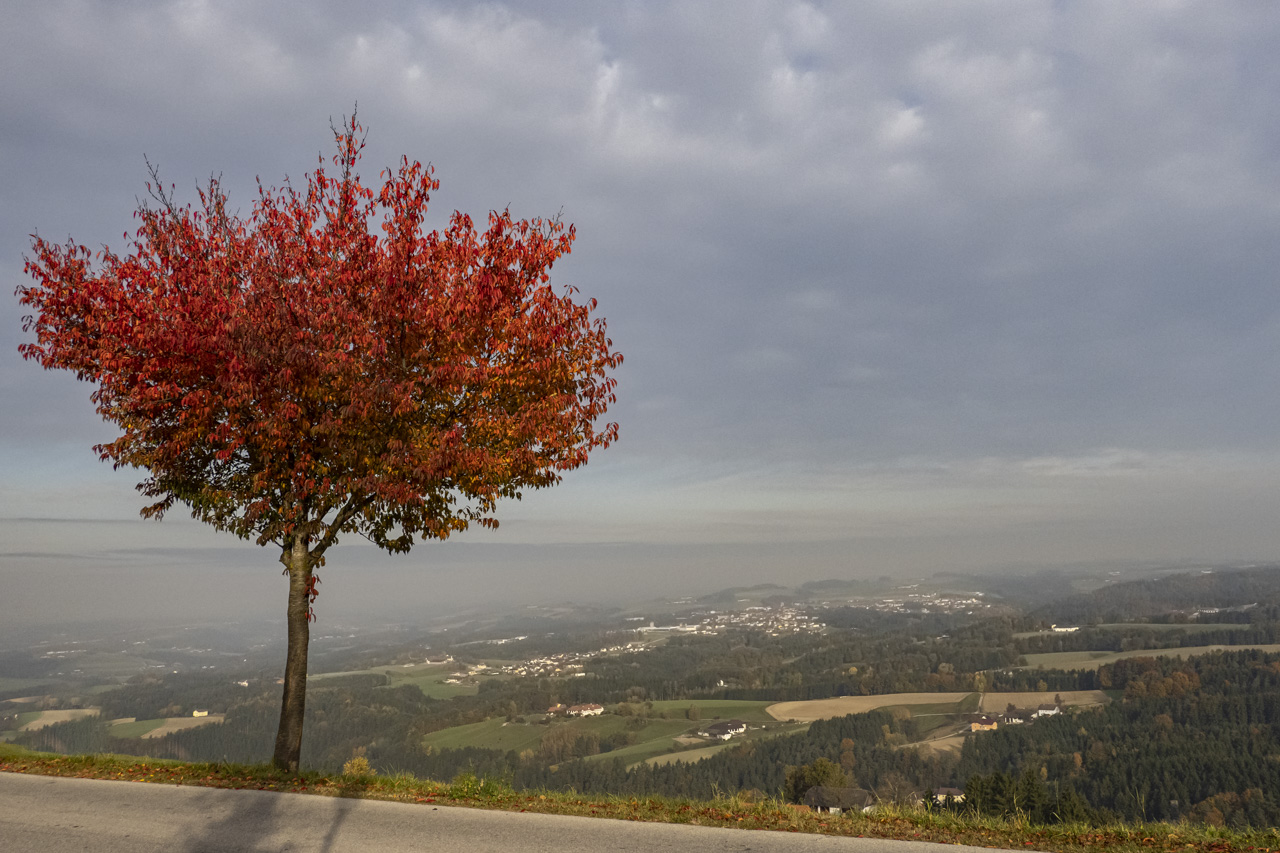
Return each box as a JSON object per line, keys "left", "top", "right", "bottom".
{"left": 2, "top": 744, "right": 1279, "bottom": 852}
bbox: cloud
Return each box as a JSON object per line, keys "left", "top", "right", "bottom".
{"left": 3, "top": 1, "right": 1280, "bottom": 615}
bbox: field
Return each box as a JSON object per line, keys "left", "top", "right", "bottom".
{"left": 1021, "top": 644, "right": 1280, "bottom": 671}
{"left": 768, "top": 691, "right": 1109, "bottom": 723}
{"left": 642, "top": 700, "right": 777, "bottom": 722}
{"left": 1012, "top": 623, "right": 1244, "bottom": 639}
{"left": 17, "top": 708, "right": 100, "bottom": 731}
{"left": 421, "top": 718, "right": 549, "bottom": 753}
{"left": 766, "top": 693, "right": 975, "bottom": 722}
{"left": 422, "top": 714, "right": 704, "bottom": 761}
{"left": 107, "top": 718, "right": 164, "bottom": 738}
{"left": 0, "top": 677, "right": 57, "bottom": 697}
{"left": 310, "top": 663, "right": 480, "bottom": 699}
{"left": 642, "top": 720, "right": 811, "bottom": 767}
{"left": 647, "top": 742, "right": 734, "bottom": 766}
{"left": 1094, "top": 623, "right": 1247, "bottom": 633}
{"left": 418, "top": 708, "right": 796, "bottom": 767}
{"left": 911, "top": 732, "right": 967, "bottom": 756}
{"left": 138, "top": 715, "right": 224, "bottom": 738}
{"left": 977, "top": 691, "right": 1109, "bottom": 712}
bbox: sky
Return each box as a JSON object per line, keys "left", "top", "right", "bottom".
{"left": 3, "top": 1, "right": 1280, "bottom": 627}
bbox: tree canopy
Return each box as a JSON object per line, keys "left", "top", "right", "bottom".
{"left": 20, "top": 118, "right": 620, "bottom": 557}
{"left": 18, "top": 115, "right": 622, "bottom": 769}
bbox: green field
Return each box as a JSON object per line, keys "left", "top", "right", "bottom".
{"left": 15, "top": 711, "right": 43, "bottom": 728}
{"left": 60, "top": 652, "right": 166, "bottom": 679}
{"left": 421, "top": 713, "right": 706, "bottom": 764}
{"left": 643, "top": 700, "right": 775, "bottom": 722}
{"left": 108, "top": 718, "right": 166, "bottom": 738}
{"left": 418, "top": 701, "right": 802, "bottom": 768}
{"left": 311, "top": 663, "right": 480, "bottom": 699}
{"left": 1015, "top": 623, "right": 1248, "bottom": 639}
{"left": 1022, "top": 644, "right": 1280, "bottom": 671}
{"left": 0, "top": 677, "right": 58, "bottom": 696}
{"left": 422, "top": 717, "right": 548, "bottom": 752}
{"left": 887, "top": 694, "right": 980, "bottom": 736}
{"left": 644, "top": 721, "right": 811, "bottom": 767}
{"left": 1094, "top": 623, "right": 1246, "bottom": 633}
{"left": 580, "top": 718, "right": 704, "bottom": 765}
{"left": 647, "top": 742, "right": 734, "bottom": 766}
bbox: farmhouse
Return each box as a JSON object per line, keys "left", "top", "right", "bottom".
{"left": 698, "top": 719, "right": 747, "bottom": 740}
{"left": 566, "top": 703, "right": 603, "bottom": 716}
{"left": 191, "top": 709, "right": 209, "bottom": 717}
{"left": 1035, "top": 704, "right": 1060, "bottom": 718}
{"left": 969, "top": 715, "right": 998, "bottom": 732}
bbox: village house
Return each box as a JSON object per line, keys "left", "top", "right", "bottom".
{"left": 969, "top": 715, "right": 998, "bottom": 732}
{"left": 698, "top": 719, "right": 747, "bottom": 740}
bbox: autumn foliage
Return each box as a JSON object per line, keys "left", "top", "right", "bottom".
{"left": 18, "top": 116, "right": 621, "bottom": 769}
{"left": 19, "top": 121, "right": 619, "bottom": 551}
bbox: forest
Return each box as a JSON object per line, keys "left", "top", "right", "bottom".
{"left": 13, "top": 565, "right": 1280, "bottom": 829}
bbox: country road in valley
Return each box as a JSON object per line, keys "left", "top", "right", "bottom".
{"left": 0, "top": 773, "right": 1024, "bottom": 853}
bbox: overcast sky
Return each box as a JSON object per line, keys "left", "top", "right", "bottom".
{"left": 3, "top": 1, "right": 1280, "bottom": 627}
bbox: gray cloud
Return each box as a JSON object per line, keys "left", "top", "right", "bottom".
{"left": 4, "top": 1, "right": 1280, "bottom": 624}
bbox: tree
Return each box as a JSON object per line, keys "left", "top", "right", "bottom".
{"left": 784, "top": 757, "right": 850, "bottom": 802}
{"left": 17, "top": 115, "right": 622, "bottom": 772}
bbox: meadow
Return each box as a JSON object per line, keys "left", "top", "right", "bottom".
{"left": 1021, "top": 644, "right": 1280, "bottom": 671}
{"left": 310, "top": 662, "right": 480, "bottom": 699}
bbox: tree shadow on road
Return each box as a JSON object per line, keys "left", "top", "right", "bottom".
{"left": 179, "top": 785, "right": 356, "bottom": 853}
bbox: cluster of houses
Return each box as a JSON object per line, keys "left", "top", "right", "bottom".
{"left": 837, "top": 587, "right": 996, "bottom": 617}
{"left": 695, "top": 719, "right": 747, "bottom": 740}
{"left": 968, "top": 703, "right": 1060, "bottom": 732}
{"left": 545, "top": 703, "right": 604, "bottom": 717}
{"left": 634, "top": 605, "right": 826, "bottom": 638}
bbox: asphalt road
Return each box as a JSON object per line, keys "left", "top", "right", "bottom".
{"left": 0, "top": 772, "right": 1024, "bottom": 853}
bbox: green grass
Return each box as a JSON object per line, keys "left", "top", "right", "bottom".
{"left": 1022, "top": 644, "right": 1280, "bottom": 671}
{"left": 422, "top": 718, "right": 547, "bottom": 753}
{"left": 420, "top": 713, "right": 714, "bottom": 765}
{"left": 1094, "top": 623, "right": 1250, "bottom": 633}
{"left": 644, "top": 700, "right": 775, "bottom": 722}
{"left": 646, "top": 742, "right": 734, "bottom": 765}
{"left": 581, "top": 719, "right": 701, "bottom": 765}
{"left": 108, "top": 719, "right": 165, "bottom": 739}
{"left": 62, "top": 652, "right": 166, "bottom": 679}
{"left": 0, "top": 677, "right": 57, "bottom": 696}
{"left": 420, "top": 705, "right": 803, "bottom": 767}
{"left": 384, "top": 673, "right": 478, "bottom": 700}
{"left": 15, "top": 711, "right": 43, "bottom": 728}
{"left": 6, "top": 746, "right": 1278, "bottom": 852}
{"left": 310, "top": 664, "right": 480, "bottom": 699}
{"left": 641, "top": 721, "right": 811, "bottom": 767}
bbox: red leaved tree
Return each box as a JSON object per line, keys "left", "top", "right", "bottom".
{"left": 17, "top": 117, "right": 621, "bottom": 772}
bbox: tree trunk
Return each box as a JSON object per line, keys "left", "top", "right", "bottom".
{"left": 273, "top": 537, "right": 312, "bottom": 772}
